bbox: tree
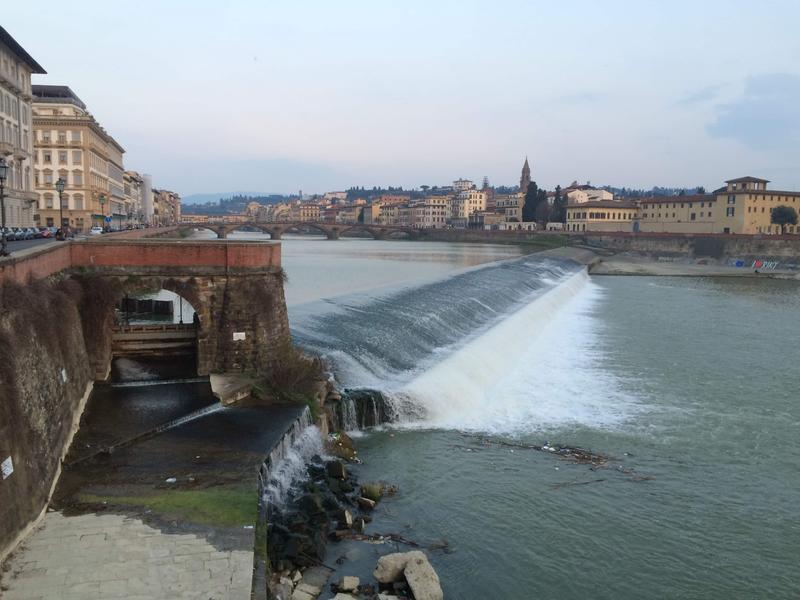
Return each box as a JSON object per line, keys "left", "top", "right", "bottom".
{"left": 551, "top": 185, "right": 566, "bottom": 223}
{"left": 696, "top": 186, "right": 705, "bottom": 194}
{"left": 771, "top": 205, "right": 798, "bottom": 234}
{"left": 534, "top": 188, "right": 550, "bottom": 223}
{"left": 522, "top": 181, "right": 540, "bottom": 222}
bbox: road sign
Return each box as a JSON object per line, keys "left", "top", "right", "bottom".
{"left": 105, "top": 216, "right": 112, "bottom": 223}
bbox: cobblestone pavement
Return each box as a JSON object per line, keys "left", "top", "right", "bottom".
{"left": 1, "top": 512, "right": 252, "bottom": 599}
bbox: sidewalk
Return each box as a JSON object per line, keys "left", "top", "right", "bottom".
{"left": 0, "top": 512, "right": 252, "bottom": 600}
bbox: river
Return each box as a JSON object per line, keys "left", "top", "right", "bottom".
{"left": 269, "top": 234, "right": 800, "bottom": 599}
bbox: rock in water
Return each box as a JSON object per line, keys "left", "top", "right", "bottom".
{"left": 326, "top": 460, "right": 348, "bottom": 479}
{"left": 332, "top": 594, "right": 358, "bottom": 600}
{"left": 404, "top": 553, "right": 443, "bottom": 600}
{"left": 357, "top": 496, "right": 376, "bottom": 511}
{"left": 268, "top": 575, "right": 293, "bottom": 600}
{"left": 338, "top": 575, "right": 360, "bottom": 592}
{"left": 373, "top": 550, "right": 427, "bottom": 584}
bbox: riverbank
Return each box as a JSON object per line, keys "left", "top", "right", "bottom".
{"left": 587, "top": 252, "right": 800, "bottom": 278}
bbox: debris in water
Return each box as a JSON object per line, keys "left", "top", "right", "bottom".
{"left": 165, "top": 477, "right": 177, "bottom": 483}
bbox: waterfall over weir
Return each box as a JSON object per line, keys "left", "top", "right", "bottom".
{"left": 295, "top": 253, "right": 636, "bottom": 434}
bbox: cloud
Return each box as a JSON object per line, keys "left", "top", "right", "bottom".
{"left": 674, "top": 84, "right": 724, "bottom": 106}
{"left": 707, "top": 73, "right": 800, "bottom": 150}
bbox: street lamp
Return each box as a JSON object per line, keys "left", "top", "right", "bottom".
{"left": 55, "top": 177, "right": 66, "bottom": 240}
{"left": 0, "top": 157, "right": 9, "bottom": 256}
{"left": 98, "top": 194, "right": 106, "bottom": 230}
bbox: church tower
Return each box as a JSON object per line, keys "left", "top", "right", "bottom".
{"left": 519, "top": 157, "right": 531, "bottom": 195}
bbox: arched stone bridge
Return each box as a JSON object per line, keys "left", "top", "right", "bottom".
{"left": 180, "top": 221, "right": 422, "bottom": 240}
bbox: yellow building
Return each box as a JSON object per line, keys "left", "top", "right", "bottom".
{"left": 637, "top": 194, "right": 718, "bottom": 233}
{"left": 713, "top": 176, "right": 799, "bottom": 234}
{"left": 32, "top": 85, "right": 126, "bottom": 232}
{"left": 566, "top": 200, "right": 638, "bottom": 232}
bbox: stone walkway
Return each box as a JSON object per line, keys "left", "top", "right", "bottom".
{"left": 0, "top": 512, "right": 252, "bottom": 599}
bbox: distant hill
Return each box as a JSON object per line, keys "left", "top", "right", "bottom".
{"left": 181, "top": 194, "right": 292, "bottom": 215}
{"left": 182, "top": 192, "right": 276, "bottom": 205}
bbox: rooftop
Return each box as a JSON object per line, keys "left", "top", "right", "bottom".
{"left": 0, "top": 26, "right": 46, "bottom": 74}
{"left": 725, "top": 176, "right": 770, "bottom": 184}
{"left": 567, "top": 200, "right": 637, "bottom": 209}
{"left": 32, "top": 85, "right": 87, "bottom": 110}
{"left": 635, "top": 194, "right": 712, "bottom": 204}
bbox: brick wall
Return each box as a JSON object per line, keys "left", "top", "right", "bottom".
{"left": 0, "top": 239, "right": 281, "bottom": 285}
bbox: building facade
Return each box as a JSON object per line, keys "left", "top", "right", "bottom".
{"left": 152, "top": 188, "right": 181, "bottom": 226}
{"left": 0, "top": 27, "right": 46, "bottom": 228}
{"left": 565, "top": 177, "right": 800, "bottom": 235}
{"left": 713, "top": 177, "right": 800, "bottom": 235}
{"left": 32, "top": 85, "right": 126, "bottom": 232}
{"left": 566, "top": 201, "right": 638, "bottom": 232}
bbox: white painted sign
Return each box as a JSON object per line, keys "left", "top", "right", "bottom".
{"left": 1, "top": 456, "right": 13, "bottom": 480}
{"left": 233, "top": 332, "right": 246, "bottom": 341}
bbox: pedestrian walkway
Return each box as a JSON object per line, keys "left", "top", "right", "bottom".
{"left": 0, "top": 512, "right": 252, "bottom": 599}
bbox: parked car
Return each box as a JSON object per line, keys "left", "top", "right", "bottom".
{"left": 1, "top": 227, "right": 17, "bottom": 241}
{"left": 38, "top": 227, "right": 53, "bottom": 238}
{"left": 89, "top": 226, "right": 104, "bottom": 236}
{"left": 12, "top": 227, "right": 31, "bottom": 240}
{"left": 26, "top": 227, "right": 41, "bottom": 239}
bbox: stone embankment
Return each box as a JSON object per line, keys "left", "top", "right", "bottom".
{"left": 265, "top": 443, "right": 443, "bottom": 600}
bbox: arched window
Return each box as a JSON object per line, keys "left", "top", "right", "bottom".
{"left": 73, "top": 194, "right": 84, "bottom": 210}
{"left": 72, "top": 170, "right": 83, "bottom": 186}
{"left": 43, "top": 192, "right": 54, "bottom": 209}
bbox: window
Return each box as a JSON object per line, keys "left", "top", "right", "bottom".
{"left": 73, "top": 194, "right": 84, "bottom": 210}
{"left": 44, "top": 152, "right": 52, "bottom": 163}
{"left": 726, "top": 207, "right": 735, "bottom": 217}
{"left": 690, "top": 213, "right": 696, "bottom": 221}
{"left": 43, "top": 170, "right": 53, "bottom": 184}
{"left": 58, "top": 131, "right": 67, "bottom": 144}
{"left": 73, "top": 171, "right": 83, "bottom": 186}
{"left": 72, "top": 150, "right": 82, "bottom": 163}
{"left": 43, "top": 193, "right": 54, "bottom": 209}
{"left": 59, "top": 151, "right": 67, "bottom": 164}
{"left": 728, "top": 195, "right": 735, "bottom": 204}
{"left": 71, "top": 130, "right": 81, "bottom": 142}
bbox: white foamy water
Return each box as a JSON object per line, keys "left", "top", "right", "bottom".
{"left": 388, "top": 271, "right": 642, "bottom": 433}
{"left": 263, "top": 425, "right": 324, "bottom": 506}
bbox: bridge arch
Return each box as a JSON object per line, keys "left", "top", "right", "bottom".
{"left": 282, "top": 222, "right": 333, "bottom": 238}
{"left": 176, "top": 224, "right": 226, "bottom": 239}
{"left": 337, "top": 225, "right": 380, "bottom": 239}
{"left": 225, "top": 223, "right": 274, "bottom": 238}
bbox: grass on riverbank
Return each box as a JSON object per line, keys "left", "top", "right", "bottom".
{"left": 77, "top": 487, "right": 256, "bottom": 528}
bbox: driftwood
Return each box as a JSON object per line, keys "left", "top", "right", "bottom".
{"left": 461, "top": 434, "right": 655, "bottom": 483}
{"left": 333, "top": 531, "right": 421, "bottom": 547}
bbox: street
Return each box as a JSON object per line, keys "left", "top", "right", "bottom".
{"left": 2, "top": 237, "right": 59, "bottom": 253}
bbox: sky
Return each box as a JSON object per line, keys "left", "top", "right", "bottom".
{"left": 6, "top": 0, "right": 800, "bottom": 196}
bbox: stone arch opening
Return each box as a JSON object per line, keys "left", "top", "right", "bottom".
{"left": 339, "top": 226, "right": 377, "bottom": 239}
{"left": 226, "top": 223, "right": 273, "bottom": 238}
{"left": 178, "top": 225, "right": 224, "bottom": 239}
{"left": 386, "top": 229, "right": 414, "bottom": 240}
{"left": 283, "top": 223, "right": 329, "bottom": 237}
{"left": 111, "top": 278, "right": 205, "bottom": 376}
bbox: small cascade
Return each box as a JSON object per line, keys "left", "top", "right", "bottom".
{"left": 109, "top": 377, "right": 208, "bottom": 388}
{"left": 327, "top": 388, "right": 429, "bottom": 432}
{"left": 259, "top": 407, "right": 322, "bottom": 509}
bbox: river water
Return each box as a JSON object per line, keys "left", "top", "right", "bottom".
{"left": 274, "top": 235, "right": 800, "bottom": 599}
